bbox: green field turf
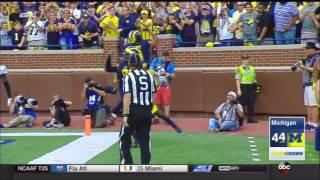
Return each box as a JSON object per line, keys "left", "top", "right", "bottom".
{"left": 88, "top": 132, "right": 319, "bottom": 165}
{"left": 0, "top": 136, "right": 80, "bottom": 164}
{"left": 1, "top": 130, "right": 319, "bottom": 164}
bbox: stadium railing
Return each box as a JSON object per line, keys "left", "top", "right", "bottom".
{"left": 1, "top": 37, "right": 319, "bottom": 50}
{"left": 175, "top": 37, "right": 320, "bottom": 47}
{"left": 0, "top": 42, "right": 103, "bottom": 50}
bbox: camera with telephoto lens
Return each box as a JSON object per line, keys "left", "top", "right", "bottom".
{"left": 15, "top": 95, "right": 38, "bottom": 107}
{"left": 291, "top": 58, "right": 306, "bottom": 71}
{"left": 95, "top": 84, "right": 118, "bottom": 95}
{"left": 84, "top": 77, "right": 117, "bottom": 95}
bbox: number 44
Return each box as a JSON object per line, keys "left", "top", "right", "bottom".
{"left": 272, "top": 132, "right": 286, "bottom": 143}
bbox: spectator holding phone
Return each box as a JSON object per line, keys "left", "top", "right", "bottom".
{"left": 217, "top": 7, "right": 234, "bottom": 46}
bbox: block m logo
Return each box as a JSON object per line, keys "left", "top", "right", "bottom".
{"left": 287, "top": 133, "right": 304, "bottom": 147}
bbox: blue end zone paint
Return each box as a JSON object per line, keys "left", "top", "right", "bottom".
{"left": 0, "top": 140, "right": 15, "bottom": 145}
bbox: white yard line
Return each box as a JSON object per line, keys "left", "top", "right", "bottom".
{"left": 27, "top": 132, "right": 119, "bottom": 164}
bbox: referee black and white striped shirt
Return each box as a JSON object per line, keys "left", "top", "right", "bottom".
{"left": 123, "top": 68, "right": 156, "bottom": 106}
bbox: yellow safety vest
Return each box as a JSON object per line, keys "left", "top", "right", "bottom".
{"left": 236, "top": 65, "right": 257, "bottom": 84}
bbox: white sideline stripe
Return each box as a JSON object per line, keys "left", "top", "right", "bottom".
{"left": 251, "top": 153, "right": 260, "bottom": 156}
{"left": 252, "top": 158, "right": 261, "bottom": 161}
{"left": 1, "top": 132, "right": 85, "bottom": 136}
{"left": 250, "top": 149, "right": 258, "bottom": 152}
{"left": 250, "top": 145, "right": 257, "bottom": 148}
{"left": 249, "top": 140, "right": 255, "bottom": 143}
{"left": 27, "top": 132, "right": 119, "bottom": 164}
{"left": 248, "top": 137, "right": 254, "bottom": 139}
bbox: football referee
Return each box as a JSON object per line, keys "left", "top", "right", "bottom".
{"left": 120, "top": 53, "right": 156, "bottom": 164}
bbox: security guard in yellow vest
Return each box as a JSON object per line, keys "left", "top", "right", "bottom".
{"left": 235, "top": 55, "right": 258, "bottom": 123}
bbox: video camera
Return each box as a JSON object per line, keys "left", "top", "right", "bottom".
{"left": 15, "top": 95, "right": 38, "bottom": 107}
{"left": 291, "top": 58, "right": 306, "bottom": 71}
{"left": 84, "top": 77, "right": 117, "bottom": 95}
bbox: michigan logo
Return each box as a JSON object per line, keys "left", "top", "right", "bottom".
{"left": 287, "top": 133, "right": 304, "bottom": 147}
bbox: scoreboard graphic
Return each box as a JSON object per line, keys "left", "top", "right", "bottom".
{"left": 269, "top": 117, "right": 305, "bottom": 160}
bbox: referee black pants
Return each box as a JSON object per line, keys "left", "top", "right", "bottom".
{"left": 239, "top": 84, "right": 257, "bottom": 122}
{"left": 119, "top": 104, "right": 152, "bottom": 164}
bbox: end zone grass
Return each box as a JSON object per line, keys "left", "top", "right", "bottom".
{"left": 1, "top": 129, "right": 319, "bottom": 164}
{"left": 0, "top": 136, "right": 80, "bottom": 164}
{"left": 88, "top": 132, "right": 319, "bottom": 164}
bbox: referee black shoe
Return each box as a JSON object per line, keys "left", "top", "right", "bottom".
{"left": 176, "top": 127, "right": 182, "bottom": 133}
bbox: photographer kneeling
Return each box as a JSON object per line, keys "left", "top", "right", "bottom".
{"left": 43, "top": 95, "right": 72, "bottom": 128}
{"left": 81, "top": 77, "right": 117, "bottom": 128}
{"left": 208, "top": 91, "right": 244, "bottom": 133}
{"left": 3, "top": 95, "right": 38, "bottom": 128}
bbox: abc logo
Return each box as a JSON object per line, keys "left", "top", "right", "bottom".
{"left": 278, "top": 162, "right": 291, "bottom": 174}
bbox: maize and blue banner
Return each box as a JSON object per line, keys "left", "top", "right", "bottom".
{"left": 269, "top": 117, "right": 305, "bottom": 160}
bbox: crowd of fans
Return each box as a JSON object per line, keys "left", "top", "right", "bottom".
{"left": 0, "top": 1, "right": 320, "bottom": 50}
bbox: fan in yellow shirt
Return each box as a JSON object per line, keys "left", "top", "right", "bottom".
{"left": 96, "top": 2, "right": 112, "bottom": 15}
{"left": 168, "top": 2, "right": 181, "bottom": 13}
{"left": 99, "top": 7, "right": 119, "bottom": 38}
{"left": 135, "top": 10, "right": 153, "bottom": 41}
